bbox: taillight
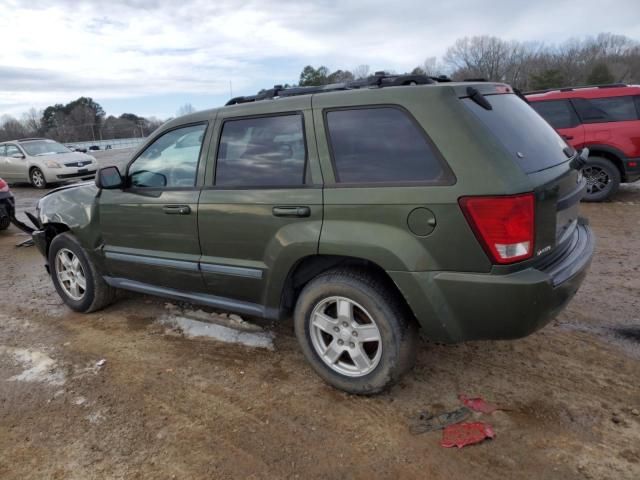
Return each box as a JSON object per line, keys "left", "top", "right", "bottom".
{"left": 459, "top": 193, "right": 535, "bottom": 264}
{"left": 0, "top": 178, "right": 8, "bottom": 193}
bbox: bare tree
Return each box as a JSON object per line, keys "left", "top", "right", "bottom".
{"left": 176, "top": 103, "right": 196, "bottom": 117}
{"left": 352, "top": 65, "right": 370, "bottom": 79}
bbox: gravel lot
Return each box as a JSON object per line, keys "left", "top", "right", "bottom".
{"left": 1, "top": 157, "right": 639, "bottom": 479}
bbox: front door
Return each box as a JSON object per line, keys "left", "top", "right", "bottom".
{"left": 197, "top": 100, "right": 323, "bottom": 314}
{"left": 99, "top": 122, "right": 210, "bottom": 292}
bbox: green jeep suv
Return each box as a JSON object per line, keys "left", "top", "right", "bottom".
{"left": 31, "top": 74, "right": 594, "bottom": 394}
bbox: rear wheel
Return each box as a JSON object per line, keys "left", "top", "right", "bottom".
{"left": 294, "top": 268, "right": 418, "bottom": 395}
{"left": 30, "top": 167, "right": 47, "bottom": 189}
{"left": 0, "top": 215, "right": 10, "bottom": 230}
{"left": 49, "top": 233, "right": 116, "bottom": 312}
{"left": 582, "top": 156, "right": 620, "bottom": 202}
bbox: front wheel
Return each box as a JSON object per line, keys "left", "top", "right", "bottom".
{"left": 30, "top": 167, "right": 48, "bottom": 189}
{"left": 294, "top": 269, "right": 418, "bottom": 395}
{"left": 49, "top": 233, "right": 116, "bottom": 312}
{"left": 582, "top": 156, "right": 621, "bottom": 202}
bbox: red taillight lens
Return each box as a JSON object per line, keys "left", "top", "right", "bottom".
{"left": 0, "top": 178, "right": 8, "bottom": 192}
{"left": 459, "top": 193, "right": 535, "bottom": 264}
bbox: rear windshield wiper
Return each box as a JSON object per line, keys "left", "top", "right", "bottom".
{"left": 466, "top": 87, "right": 492, "bottom": 110}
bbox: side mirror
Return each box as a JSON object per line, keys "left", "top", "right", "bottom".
{"left": 11, "top": 153, "right": 25, "bottom": 159}
{"left": 96, "top": 166, "right": 123, "bottom": 189}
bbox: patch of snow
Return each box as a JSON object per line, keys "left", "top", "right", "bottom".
{"left": 160, "top": 314, "right": 274, "bottom": 350}
{"left": 0, "top": 346, "right": 65, "bottom": 385}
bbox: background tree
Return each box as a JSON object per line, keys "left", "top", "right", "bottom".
{"left": 176, "top": 103, "right": 196, "bottom": 117}
{"left": 587, "top": 63, "right": 616, "bottom": 84}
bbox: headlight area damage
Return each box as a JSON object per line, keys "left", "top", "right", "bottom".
{"left": 23, "top": 182, "right": 101, "bottom": 266}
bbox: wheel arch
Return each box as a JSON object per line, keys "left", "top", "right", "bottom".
{"left": 586, "top": 144, "right": 627, "bottom": 182}
{"left": 275, "top": 254, "right": 416, "bottom": 323}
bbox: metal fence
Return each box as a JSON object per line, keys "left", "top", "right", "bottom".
{"left": 68, "top": 137, "right": 146, "bottom": 151}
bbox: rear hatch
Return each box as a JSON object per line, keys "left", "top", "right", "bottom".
{"left": 460, "top": 86, "right": 585, "bottom": 264}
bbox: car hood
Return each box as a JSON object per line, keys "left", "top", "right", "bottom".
{"left": 35, "top": 152, "right": 95, "bottom": 163}
{"left": 41, "top": 180, "right": 96, "bottom": 199}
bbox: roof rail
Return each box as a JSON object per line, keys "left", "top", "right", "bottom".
{"left": 17, "top": 137, "right": 46, "bottom": 142}
{"left": 525, "top": 83, "right": 628, "bottom": 95}
{"left": 225, "top": 72, "right": 454, "bottom": 106}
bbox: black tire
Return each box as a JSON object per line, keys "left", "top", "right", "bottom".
{"left": 49, "top": 232, "right": 116, "bottom": 313}
{"left": 30, "top": 167, "right": 48, "bottom": 189}
{"left": 294, "top": 268, "right": 418, "bottom": 395}
{"left": 582, "top": 156, "right": 621, "bottom": 202}
{"left": 0, "top": 215, "right": 10, "bottom": 230}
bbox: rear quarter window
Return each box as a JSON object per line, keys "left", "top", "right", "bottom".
{"left": 324, "top": 107, "right": 454, "bottom": 184}
{"left": 463, "top": 94, "right": 569, "bottom": 174}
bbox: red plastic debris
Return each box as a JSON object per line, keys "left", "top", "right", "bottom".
{"left": 441, "top": 422, "right": 495, "bottom": 448}
{"left": 458, "top": 394, "right": 498, "bottom": 414}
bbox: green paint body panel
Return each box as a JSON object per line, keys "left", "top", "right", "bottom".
{"left": 34, "top": 82, "right": 594, "bottom": 343}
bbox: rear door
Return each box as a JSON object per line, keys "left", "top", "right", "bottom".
{"left": 530, "top": 99, "right": 585, "bottom": 147}
{"left": 197, "top": 98, "right": 323, "bottom": 312}
{"left": 3, "top": 144, "right": 28, "bottom": 181}
{"left": 99, "top": 122, "right": 210, "bottom": 292}
{"left": 572, "top": 95, "right": 640, "bottom": 154}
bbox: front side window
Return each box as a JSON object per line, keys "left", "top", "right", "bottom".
{"left": 215, "top": 114, "right": 306, "bottom": 187}
{"left": 129, "top": 123, "right": 206, "bottom": 188}
{"left": 325, "top": 107, "right": 452, "bottom": 184}
{"left": 531, "top": 100, "right": 579, "bottom": 129}
{"left": 574, "top": 96, "right": 638, "bottom": 123}
{"left": 6, "top": 145, "right": 22, "bottom": 157}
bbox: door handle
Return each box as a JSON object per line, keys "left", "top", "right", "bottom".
{"left": 272, "top": 206, "right": 311, "bottom": 218}
{"left": 562, "top": 135, "right": 574, "bottom": 140}
{"left": 163, "top": 205, "right": 191, "bottom": 215}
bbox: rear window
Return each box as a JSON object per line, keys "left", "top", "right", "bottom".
{"left": 530, "top": 100, "right": 579, "bottom": 129}
{"left": 463, "top": 94, "right": 569, "bottom": 174}
{"left": 325, "top": 107, "right": 453, "bottom": 184}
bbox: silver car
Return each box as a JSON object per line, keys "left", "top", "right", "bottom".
{"left": 0, "top": 138, "right": 98, "bottom": 188}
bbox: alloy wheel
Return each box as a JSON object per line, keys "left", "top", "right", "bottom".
{"left": 55, "top": 248, "right": 87, "bottom": 301}
{"left": 309, "top": 296, "right": 383, "bottom": 377}
{"left": 31, "top": 169, "right": 45, "bottom": 188}
{"left": 583, "top": 166, "right": 610, "bottom": 195}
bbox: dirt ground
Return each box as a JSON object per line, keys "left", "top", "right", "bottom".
{"left": 1, "top": 164, "right": 639, "bottom": 479}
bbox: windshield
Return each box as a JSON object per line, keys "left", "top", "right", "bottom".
{"left": 462, "top": 94, "right": 570, "bottom": 174}
{"left": 21, "top": 140, "right": 72, "bottom": 156}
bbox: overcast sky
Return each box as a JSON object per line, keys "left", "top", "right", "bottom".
{"left": 1, "top": 0, "right": 639, "bottom": 119}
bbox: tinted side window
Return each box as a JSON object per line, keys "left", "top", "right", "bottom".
{"left": 531, "top": 100, "right": 579, "bottom": 129}
{"left": 215, "top": 114, "right": 306, "bottom": 187}
{"left": 129, "top": 123, "right": 206, "bottom": 188}
{"left": 0, "top": 145, "right": 6, "bottom": 156}
{"left": 325, "top": 107, "right": 451, "bottom": 184}
{"left": 574, "top": 96, "right": 638, "bottom": 123}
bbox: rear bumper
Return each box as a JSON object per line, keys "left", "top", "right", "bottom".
{"left": 390, "top": 220, "right": 594, "bottom": 343}
{"left": 623, "top": 157, "right": 640, "bottom": 183}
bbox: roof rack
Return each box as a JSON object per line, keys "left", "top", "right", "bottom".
{"left": 525, "top": 83, "right": 627, "bottom": 95}
{"left": 225, "top": 72, "right": 452, "bottom": 106}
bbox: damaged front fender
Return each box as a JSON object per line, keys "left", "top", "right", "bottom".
{"left": 35, "top": 182, "right": 104, "bottom": 256}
